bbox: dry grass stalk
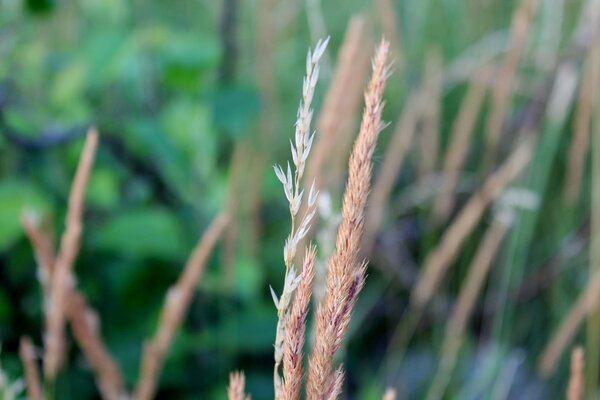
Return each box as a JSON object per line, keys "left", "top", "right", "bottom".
{"left": 22, "top": 205, "right": 127, "bottom": 399}
{"left": 44, "top": 127, "right": 98, "bottom": 381}
{"left": 432, "top": 65, "right": 494, "bottom": 224}
{"left": 565, "top": 40, "right": 600, "bottom": 203}
{"left": 567, "top": 346, "right": 584, "bottom": 400}
{"left": 21, "top": 212, "right": 55, "bottom": 297}
{"left": 418, "top": 49, "right": 442, "bottom": 180}
{"left": 307, "top": 39, "right": 390, "bottom": 399}
{"left": 586, "top": 33, "right": 600, "bottom": 395}
{"left": 134, "top": 211, "right": 229, "bottom": 400}
{"left": 281, "top": 247, "right": 316, "bottom": 400}
{"left": 362, "top": 92, "right": 419, "bottom": 254}
{"left": 484, "top": 0, "right": 539, "bottom": 167}
{"left": 306, "top": 16, "right": 371, "bottom": 196}
{"left": 538, "top": 271, "right": 600, "bottom": 377}
{"left": 271, "top": 38, "right": 328, "bottom": 399}
{"left": 227, "top": 371, "right": 251, "bottom": 400}
{"left": 69, "top": 293, "right": 127, "bottom": 400}
{"left": 383, "top": 387, "right": 397, "bottom": 400}
{"left": 19, "top": 337, "right": 42, "bottom": 400}
{"left": 412, "top": 137, "right": 533, "bottom": 308}
{"left": 426, "top": 211, "right": 512, "bottom": 400}
{"left": 374, "top": 0, "right": 403, "bottom": 63}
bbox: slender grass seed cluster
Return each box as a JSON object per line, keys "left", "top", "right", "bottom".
{"left": 235, "top": 38, "right": 390, "bottom": 400}
{"left": 271, "top": 37, "right": 328, "bottom": 398}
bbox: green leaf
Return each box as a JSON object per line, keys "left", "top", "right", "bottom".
{"left": 87, "top": 168, "right": 120, "bottom": 209}
{"left": 0, "top": 180, "right": 50, "bottom": 250}
{"left": 93, "top": 207, "right": 188, "bottom": 260}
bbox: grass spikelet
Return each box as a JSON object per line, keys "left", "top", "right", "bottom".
{"left": 228, "top": 371, "right": 251, "bottom": 400}
{"left": 281, "top": 246, "right": 316, "bottom": 400}
{"left": 307, "top": 39, "right": 390, "bottom": 400}
{"left": 134, "top": 211, "right": 229, "bottom": 400}
{"left": 44, "top": 127, "right": 99, "bottom": 382}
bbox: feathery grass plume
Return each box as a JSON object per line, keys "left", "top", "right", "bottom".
{"left": 426, "top": 210, "right": 512, "bottom": 400}
{"left": 483, "top": 0, "right": 539, "bottom": 167}
{"left": 566, "top": 40, "right": 600, "bottom": 203}
{"left": 134, "top": 211, "right": 229, "bottom": 400}
{"left": 325, "top": 367, "right": 344, "bottom": 400}
{"left": 567, "top": 347, "right": 584, "bottom": 400}
{"left": 227, "top": 371, "right": 251, "bottom": 400}
{"left": 281, "top": 246, "right": 316, "bottom": 400}
{"left": 19, "top": 337, "right": 41, "bottom": 400}
{"left": 383, "top": 388, "right": 397, "bottom": 400}
{"left": 307, "top": 39, "right": 390, "bottom": 400}
{"left": 432, "top": 65, "right": 494, "bottom": 224}
{"left": 418, "top": 48, "right": 442, "bottom": 180}
{"left": 69, "top": 293, "right": 127, "bottom": 400}
{"left": 271, "top": 37, "right": 328, "bottom": 399}
{"left": 306, "top": 16, "right": 371, "bottom": 197}
{"left": 362, "top": 92, "right": 419, "bottom": 255}
{"left": 411, "top": 137, "right": 533, "bottom": 309}
{"left": 22, "top": 208, "right": 127, "bottom": 399}
{"left": 538, "top": 271, "right": 600, "bottom": 377}
{"left": 44, "top": 127, "right": 98, "bottom": 382}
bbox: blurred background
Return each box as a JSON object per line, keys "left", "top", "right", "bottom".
{"left": 0, "top": 0, "right": 598, "bottom": 398}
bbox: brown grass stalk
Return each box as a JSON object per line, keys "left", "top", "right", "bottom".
{"left": 134, "top": 211, "right": 229, "bottom": 400}
{"left": 227, "top": 371, "right": 251, "bottom": 400}
{"left": 362, "top": 92, "right": 419, "bottom": 255}
{"left": 44, "top": 127, "right": 99, "bottom": 382}
{"left": 22, "top": 170, "right": 127, "bottom": 400}
{"left": 306, "top": 15, "right": 372, "bottom": 196}
{"left": 586, "top": 33, "right": 600, "bottom": 395}
{"left": 307, "top": 39, "right": 390, "bottom": 399}
{"left": 538, "top": 272, "right": 600, "bottom": 377}
{"left": 69, "top": 293, "right": 127, "bottom": 400}
{"left": 21, "top": 211, "right": 55, "bottom": 298}
{"left": 565, "top": 40, "right": 600, "bottom": 203}
{"left": 484, "top": 0, "right": 539, "bottom": 167}
{"left": 412, "top": 137, "right": 533, "bottom": 308}
{"left": 567, "top": 346, "right": 584, "bottom": 400}
{"left": 418, "top": 49, "right": 442, "bottom": 180}
{"left": 19, "top": 337, "right": 42, "bottom": 400}
{"left": 281, "top": 246, "right": 316, "bottom": 400}
{"left": 426, "top": 211, "right": 512, "bottom": 400}
{"left": 432, "top": 65, "right": 494, "bottom": 224}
